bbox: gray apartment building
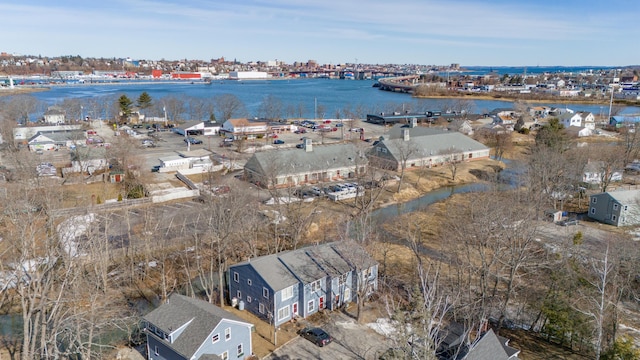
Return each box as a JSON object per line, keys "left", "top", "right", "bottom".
{"left": 588, "top": 189, "right": 640, "bottom": 227}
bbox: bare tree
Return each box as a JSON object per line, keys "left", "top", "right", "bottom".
{"left": 214, "top": 94, "right": 246, "bottom": 121}
{"left": 257, "top": 94, "right": 284, "bottom": 120}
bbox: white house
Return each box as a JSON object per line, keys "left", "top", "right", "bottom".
{"left": 559, "top": 112, "right": 583, "bottom": 128}
{"left": 583, "top": 160, "right": 623, "bottom": 185}
{"left": 43, "top": 106, "right": 65, "bottom": 124}
{"left": 579, "top": 111, "right": 596, "bottom": 130}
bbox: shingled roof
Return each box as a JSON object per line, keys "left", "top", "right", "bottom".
{"left": 143, "top": 294, "right": 250, "bottom": 359}
{"left": 378, "top": 125, "right": 488, "bottom": 162}
{"left": 232, "top": 241, "right": 376, "bottom": 289}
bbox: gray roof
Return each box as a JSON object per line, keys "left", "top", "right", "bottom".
{"left": 29, "top": 130, "right": 86, "bottom": 143}
{"left": 177, "top": 120, "right": 205, "bottom": 130}
{"left": 240, "top": 252, "right": 300, "bottom": 292}
{"left": 463, "top": 329, "right": 519, "bottom": 360}
{"left": 602, "top": 189, "right": 640, "bottom": 204}
{"left": 143, "top": 294, "right": 250, "bottom": 359}
{"left": 233, "top": 241, "right": 377, "bottom": 290}
{"left": 377, "top": 125, "right": 488, "bottom": 161}
{"left": 244, "top": 143, "right": 366, "bottom": 177}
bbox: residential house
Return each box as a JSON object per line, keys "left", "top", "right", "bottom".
{"left": 559, "top": 112, "right": 583, "bottom": 128}
{"left": 143, "top": 293, "right": 254, "bottom": 360}
{"left": 67, "top": 147, "right": 108, "bottom": 175}
{"left": 461, "top": 329, "right": 520, "bottom": 360}
{"left": 489, "top": 108, "right": 518, "bottom": 125}
{"left": 564, "top": 125, "right": 592, "bottom": 138}
{"left": 228, "top": 241, "right": 378, "bottom": 327}
{"left": 528, "top": 106, "right": 550, "bottom": 118}
{"left": 368, "top": 123, "right": 490, "bottom": 172}
{"left": 42, "top": 106, "right": 65, "bottom": 124}
{"left": 582, "top": 160, "right": 623, "bottom": 186}
{"left": 588, "top": 190, "right": 640, "bottom": 226}
{"left": 579, "top": 111, "right": 596, "bottom": 130}
{"left": 243, "top": 142, "right": 367, "bottom": 189}
{"left": 221, "top": 119, "right": 268, "bottom": 140}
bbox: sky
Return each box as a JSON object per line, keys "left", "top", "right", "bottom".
{"left": 1, "top": 0, "right": 639, "bottom": 67}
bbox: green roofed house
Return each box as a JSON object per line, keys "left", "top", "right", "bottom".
{"left": 368, "top": 122, "right": 490, "bottom": 171}
{"left": 143, "top": 294, "right": 253, "bottom": 360}
{"left": 243, "top": 142, "right": 367, "bottom": 189}
{"left": 588, "top": 189, "right": 640, "bottom": 227}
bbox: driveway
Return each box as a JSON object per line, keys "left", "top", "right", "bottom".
{"left": 265, "top": 312, "right": 392, "bottom": 360}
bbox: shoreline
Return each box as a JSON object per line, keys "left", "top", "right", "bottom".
{"left": 413, "top": 93, "right": 638, "bottom": 106}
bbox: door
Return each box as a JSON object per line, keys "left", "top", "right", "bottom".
{"left": 292, "top": 303, "right": 298, "bottom": 316}
{"left": 319, "top": 296, "right": 324, "bottom": 309}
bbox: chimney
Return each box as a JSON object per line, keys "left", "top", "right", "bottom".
{"left": 304, "top": 138, "right": 313, "bottom": 152}
{"left": 402, "top": 128, "right": 410, "bottom": 141}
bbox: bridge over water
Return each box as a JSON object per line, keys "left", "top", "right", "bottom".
{"left": 376, "top": 75, "right": 421, "bottom": 93}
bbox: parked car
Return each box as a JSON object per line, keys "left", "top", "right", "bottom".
{"left": 558, "top": 219, "right": 579, "bottom": 226}
{"left": 299, "top": 327, "right": 332, "bottom": 347}
{"left": 142, "top": 140, "right": 155, "bottom": 147}
{"left": 151, "top": 165, "right": 161, "bottom": 172}
{"left": 296, "top": 143, "right": 304, "bottom": 149}
{"left": 273, "top": 139, "right": 285, "bottom": 144}
{"left": 184, "top": 137, "right": 203, "bottom": 144}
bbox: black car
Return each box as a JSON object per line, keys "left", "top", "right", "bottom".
{"left": 299, "top": 327, "right": 332, "bottom": 347}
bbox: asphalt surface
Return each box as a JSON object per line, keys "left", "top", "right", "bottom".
{"left": 266, "top": 312, "right": 392, "bottom": 360}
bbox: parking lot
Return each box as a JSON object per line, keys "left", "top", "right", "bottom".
{"left": 266, "top": 312, "right": 392, "bottom": 360}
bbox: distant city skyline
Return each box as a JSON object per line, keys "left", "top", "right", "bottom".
{"left": 1, "top": 0, "right": 638, "bottom": 67}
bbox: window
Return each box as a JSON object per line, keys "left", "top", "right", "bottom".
{"left": 614, "top": 203, "right": 619, "bottom": 210}
{"left": 237, "top": 344, "right": 244, "bottom": 357}
{"left": 154, "top": 346, "right": 159, "bottom": 356}
{"left": 236, "top": 290, "right": 241, "bottom": 299}
{"left": 344, "top": 288, "right": 351, "bottom": 301}
{"left": 263, "top": 287, "right": 269, "bottom": 298}
{"left": 247, "top": 279, "right": 252, "bottom": 286}
{"left": 590, "top": 207, "right": 596, "bottom": 214}
{"left": 259, "top": 303, "right": 265, "bottom": 314}
{"left": 233, "top": 272, "right": 239, "bottom": 282}
{"left": 225, "top": 327, "right": 231, "bottom": 341}
{"left": 310, "top": 280, "right": 321, "bottom": 292}
{"left": 282, "top": 285, "right": 294, "bottom": 300}
{"left": 612, "top": 215, "right": 617, "bottom": 221}
{"left": 220, "top": 351, "right": 228, "bottom": 360}
{"left": 339, "top": 273, "right": 348, "bottom": 285}
{"left": 247, "top": 296, "right": 252, "bottom": 303}
{"left": 362, "top": 268, "right": 372, "bottom": 282}
{"left": 277, "top": 306, "right": 290, "bottom": 321}
{"left": 212, "top": 333, "right": 219, "bottom": 343}
{"left": 592, "top": 197, "right": 597, "bottom": 204}
{"left": 381, "top": 148, "right": 387, "bottom": 153}
{"left": 307, "top": 300, "right": 315, "bottom": 312}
